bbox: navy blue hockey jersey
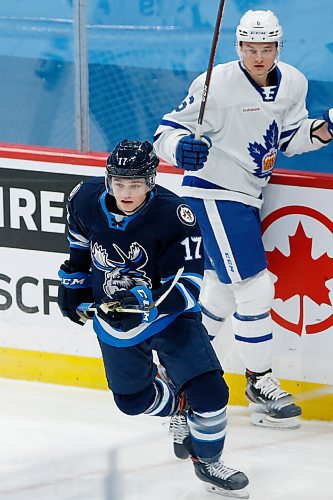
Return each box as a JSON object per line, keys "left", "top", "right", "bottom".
{"left": 66, "top": 177, "right": 204, "bottom": 347}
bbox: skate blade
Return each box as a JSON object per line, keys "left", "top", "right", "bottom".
{"left": 204, "top": 483, "right": 249, "bottom": 498}
{"left": 250, "top": 411, "right": 300, "bottom": 429}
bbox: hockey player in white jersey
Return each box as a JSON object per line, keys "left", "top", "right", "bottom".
{"left": 154, "top": 10, "right": 333, "bottom": 429}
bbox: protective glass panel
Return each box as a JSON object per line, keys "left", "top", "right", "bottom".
{"left": 0, "top": 1, "right": 75, "bottom": 148}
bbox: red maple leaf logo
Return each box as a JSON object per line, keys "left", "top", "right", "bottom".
{"left": 266, "top": 222, "right": 333, "bottom": 336}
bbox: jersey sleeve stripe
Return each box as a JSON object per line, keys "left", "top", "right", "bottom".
{"left": 153, "top": 132, "right": 162, "bottom": 142}
{"left": 280, "top": 128, "right": 298, "bottom": 139}
{"left": 181, "top": 274, "right": 203, "bottom": 290}
{"left": 158, "top": 119, "right": 192, "bottom": 133}
{"left": 279, "top": 127, "right": 299, "bottom": 151}
{"left": 68, "top": 239, "right": 90, "bottom": 249}
{"left": 175, "top": 283, "right": 196, "bottom": 310}
{"left": 68, "top": 229, "right": 89, "bottom": 244}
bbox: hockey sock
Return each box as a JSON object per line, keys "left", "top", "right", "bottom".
{"left": 246, "top": 368, "right": 272, "bottom": 378}
{"left": 187, "top": 406, "right": 227, "bottom": 463}
{"left": 232, "top": 311, "right": 273, "bottom": 373}
{"left": 144, "top": 377, "right": 179, "bottom": 417}
{"left": 200, "top": 303, "right": 225, "bottom": 341}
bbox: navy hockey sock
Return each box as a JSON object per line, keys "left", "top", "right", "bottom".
{"left": 144, "top": 378, "right": 179, "bottom": 417}
{"left": 187, "top": 406, "right": 227, "bottom": 463}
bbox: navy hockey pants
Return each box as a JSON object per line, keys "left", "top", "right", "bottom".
{"left": 98, "top": 312, "right": 222, "bottom": 396}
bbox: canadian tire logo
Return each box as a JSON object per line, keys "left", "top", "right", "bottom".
{"left": 262, "top": 206, "right": 333, "bottom": 336}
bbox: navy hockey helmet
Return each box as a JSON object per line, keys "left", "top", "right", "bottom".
{"left": 106, "top": 139, "right": 159, "bottom": 194}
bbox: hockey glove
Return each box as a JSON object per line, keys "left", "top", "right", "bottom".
{"left": 175, "top": 133, "right": 212, "bottom": 171}
{"left": 323, "top": 109, "right": 333, "bottom": 137}
{"left": 58, "top": 260, "right": 93, "bottom": 326}
{"left": 97, "top": 286, "right": 158, "bottom": 332}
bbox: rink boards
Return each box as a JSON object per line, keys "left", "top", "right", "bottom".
{"left": 0, "top": 145, "right": 332, "bottom": 420}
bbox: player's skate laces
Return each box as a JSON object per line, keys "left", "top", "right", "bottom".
{"left": 192, "top": 458, "right": 249, "bottom": 498}
{"left": 245, "top": 369, "right": 301, "bottom": 428}
{"left": 170, "top": 393, "right": 191, "bottom": 459}
{"left": 156, "top": 364, "right": 191, "bottom": 458}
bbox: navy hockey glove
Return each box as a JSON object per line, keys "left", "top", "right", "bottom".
{"left": 97, "top": 286, "right": 158, "bottom": 332}
{"left": 175, "top": 133, "right": 212, "bottom": 171}
{"left": 323, "top": 109, "right": 333, "bottom": 137}
{"left": 58, "top": 260, "right": 93, "bottom": 326}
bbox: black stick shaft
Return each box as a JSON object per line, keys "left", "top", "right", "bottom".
{"left": 195, "top": 0, "right": 226, "bottom": 140}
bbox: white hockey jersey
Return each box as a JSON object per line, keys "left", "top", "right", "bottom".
{"left": 154, "top": 60, "right": 327, "bottom": 208}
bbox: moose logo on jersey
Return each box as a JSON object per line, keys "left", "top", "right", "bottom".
{"left": 248, "top": 120, "right": 279, "bottom": 179}
{"left": 92, "top": 242, "right": 151, "bottom": 296}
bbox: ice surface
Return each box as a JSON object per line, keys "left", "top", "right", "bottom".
{"left": 0, "top": 378, "right": 332, "bottom": 500}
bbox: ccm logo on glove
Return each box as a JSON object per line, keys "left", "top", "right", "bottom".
{"left": 57, "top": 260, "right": 93, "bottom": 326}
{"left": 61, "top": 276, "right": 88, "bottom": 287}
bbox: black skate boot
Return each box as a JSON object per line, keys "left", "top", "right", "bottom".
{"left": 170, "top": 392, "right": 191, "bottom": 460}
{"left": 157, "top": 364, "right": 191, "bottom": 459}
{"left": 192, "top": 457, "right": 249, "bottom": 498}
{"left": 245, "top": 369, "right": 302, "bottom": 429}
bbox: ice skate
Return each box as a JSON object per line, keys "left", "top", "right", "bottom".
{"left": 192, "top": 457, "right": 249, "bottom": 498}
{"left": 157, "top": 364, "right": 191, "bottom": 458}
{"left": 170, "top": 393, "right": 191, "bottom": 459}
{"left": 245, "top": 369, "right": 301, "bottom": 429}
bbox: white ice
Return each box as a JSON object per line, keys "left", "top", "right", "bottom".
{"left": 0, "top": 378, "right": 332, "bottom": 500}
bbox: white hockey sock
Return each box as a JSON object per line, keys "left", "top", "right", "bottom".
{"left": 201, "top": 304, "right": 225, "bottom": 341}
{"left": 232, "top": 311, "right": 273, "bottom": 373}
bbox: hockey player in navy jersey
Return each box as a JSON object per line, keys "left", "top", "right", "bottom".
{"left": 57, "top": 140, "right": 249, "bottom": 497}
{"left": 154, "top": 10, "right": 333, "bottom": 429}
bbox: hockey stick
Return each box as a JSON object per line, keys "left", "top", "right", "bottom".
{"left": 116, "top": 266, "right": 185, "bottom": 313}
{"left": 195, "top": 0, "right": 226, "bottom": 140}
{"left": 77, "top": 266, "right": 184, "bottom": 317}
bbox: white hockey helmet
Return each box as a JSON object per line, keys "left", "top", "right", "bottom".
{"left": 236, "top": 10, "right": 283, "bottom": 45}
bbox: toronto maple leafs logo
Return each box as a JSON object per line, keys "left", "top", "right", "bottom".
{"left": 92, "top": 242, "right": 151, "bottom": 296}
{"left": 248, "top": 120, "right": 279, "bottom": 179}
